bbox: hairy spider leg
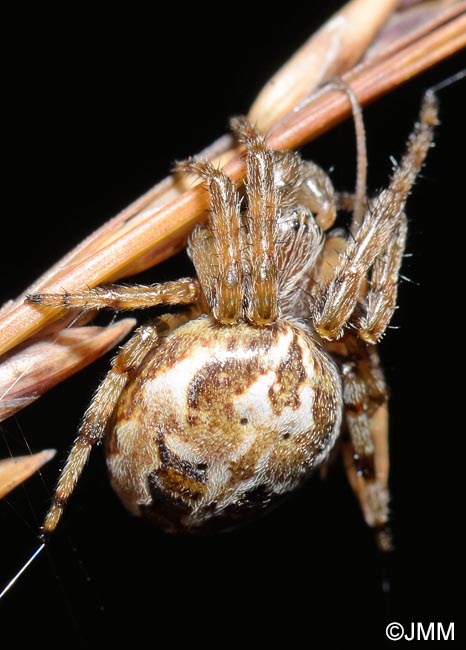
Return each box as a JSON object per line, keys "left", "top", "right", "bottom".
{"left": 42, "top": 311, "right": 195, "bottom": 534}
{"left": 311, "top": 90, "right": 438, "bottom": 341}
{"left": 354, "top": 213, "right": 408, "bottom": 343}
{"left": 231, "top": 118, "right": 279, "bottom": 325}
{"left": 27, "top": 278, "right": 200, "bottom": 311}
{"left": 342, "top": 348, "right": 390, "bottom": 550}
{"left": 176, "top": 159, "right": 243, "bottom": 324}
{"left": 327, "top": 78, "right": 368, "bottom": 229}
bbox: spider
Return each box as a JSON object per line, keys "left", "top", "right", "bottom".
{"left": 27, "top": 89, "right": 438, "bottom": 550}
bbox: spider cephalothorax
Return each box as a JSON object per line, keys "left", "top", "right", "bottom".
{"left": 28, "top": 92, "right": 438, "bottom": 547}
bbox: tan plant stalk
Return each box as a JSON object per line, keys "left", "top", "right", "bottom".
{"left": 0, "top": 319, "right": 136, "bottom": 422}
{"left": 0, "top": 450, "right": 56, "bottom": 499}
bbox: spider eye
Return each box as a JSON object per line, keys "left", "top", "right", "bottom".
{"left": 291, "top": 208, "right": 312, "bottom": 231}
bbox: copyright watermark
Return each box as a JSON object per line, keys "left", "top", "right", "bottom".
{"left": 386, "top": 622, "right": 454, "bottom": 641}
{"left": 386, "top": 622, "right": 405, "bottom": 641}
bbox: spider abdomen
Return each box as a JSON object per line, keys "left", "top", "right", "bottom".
{"left": 106, "top": 315, "right": 342, "bottom": 533}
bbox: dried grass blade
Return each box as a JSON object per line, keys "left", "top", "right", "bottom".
{"left": 0, "top": 449, "right": 56, "bottom": 499}
{"left": 0, "top": 319, "right": 136, "bottom": 421}
{"left": 249, "top": 0, "right": 399, "bottom": 130}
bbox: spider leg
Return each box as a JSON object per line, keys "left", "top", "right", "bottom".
{"left": 327, "top": 78, "right": 368, "bottom": 229}
{"left": 27, "top": 278, "right": 200, "bottom": 311}
{"left": 231, "top": 118, "right": 278, "bottom": 324}
{"left": 319, "top": 204, "right": 408, "bottom": 343}
{"left": 311, "top": 90, "right": 438, "bottom": 341}
{"left": 280, "top": 79, "right": 368, "bottom": 307}
{"left": 353, "top": 213, "right": 408, "bottom": 343}
{"left": 340, "top": 346, "right": 391, "bottom": 551}
{"left": 176, "top": 159, "right": 243, "bottom": 324}
{"left": 43, "top": 311, "right": 193, "bottom": 534}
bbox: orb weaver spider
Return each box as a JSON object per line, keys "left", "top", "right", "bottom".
{"left": 27, "top": 90, "right": 438, "bottom": 551}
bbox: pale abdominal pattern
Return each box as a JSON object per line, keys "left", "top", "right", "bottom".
{"left": 107, "top": 317, "right": 340, "bottom": 532}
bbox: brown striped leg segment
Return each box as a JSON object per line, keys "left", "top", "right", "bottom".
{"left": 311, "top": 91, "right": 438, "bottom": 341}
{"left": 353, "top": 213, "right": 408, "bottom": 344}
{"left": 43, "top": 312, "right": 192, "bottom": 534}
{"left": 231, "top": 118, "right": 278, "bottom": 325}
{"left": 27, "top": 278, "right": 200, "bottom": 311}
{"left": 342, "top": 359, "right": 391, "bottom": 552}
{"left": 176, "top": 160, "right": 243, "bottom": 324}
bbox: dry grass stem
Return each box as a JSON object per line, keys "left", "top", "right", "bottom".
{"left": 0, "top": 319, "right": 136, "bottom": 422}
{"left": 0, "top": 449, "right": 56, "bottom": 499}
{"left": 267, "top": 4, "right": 466, "bottom": 150}
{"left": 248, "top": 0, "right": 399, "bottom": 130}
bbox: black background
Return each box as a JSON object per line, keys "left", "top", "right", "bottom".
{"left": 1, "top": 2, "right": 464, "bottom": 646}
